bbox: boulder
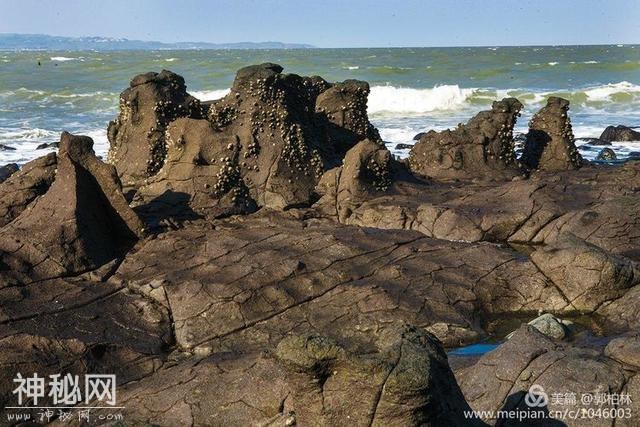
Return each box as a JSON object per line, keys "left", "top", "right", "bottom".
{"left": 115, "top": 209, "right": 570, "bottom": 352}
{"left": 35, "top": 141, "right": 58, "bottom": 150}
{"left": 600, "top": 125, "right": 640, "bottom": 142}
{"left": 109, "top": 65, "right": 380, "bottom": 213}
{"left": 0, "top": 132, "right": 145, "bottom": 281}
{"left": 596, "top": 147, "right": 617, "bottom": 161}
{"left": 201, "top": 63, "right": 378, "bottom": 209}
{"left": 408, "top": 98, "right": 523, "bottom": 181}
{"left": 0, "top": 153, "right": 57, "bottom": 227}
{"left": 135, "top": 117, "right": 257, "bottom": 222}
{"left": 395, "top": 143, "right": 413, "bottom": 150}
{"left": 315, "top": 139, "right": 391, "bottom": 222}
{"left": 525, "top": 313, "right": 569, "bottom": 340}
{"left": 605, "top": 335, "right": 640, "bottom": 368}
{"left": 530, "top": 233, "right": 640, "bottom": 311}
{"left": 315, "top": 79, "right": 381, "bottom": 162}
{"left": 457, "top": 325, "right": 627, "bottom": 425}
{"left": 276, "top": 326, "right": 479, "bottom": 426}
{"left": 69, "top": 352, "right": 291, "bottom": 426}
{"left": 107, "top": 70, "right": 206, "bottom": 186}
{"left": 521, "top": 97, "right": 583, "bottom": 171}
{"left": 0, "top": 163, "right": 18, "bottom": 183}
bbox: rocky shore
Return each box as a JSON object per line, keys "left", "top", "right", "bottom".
{"left": 1, "top": 64, "right": 640, "bottom": 426}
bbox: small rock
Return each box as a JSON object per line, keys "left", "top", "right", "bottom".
{"left": 600, "top": 125, "right": 640, "bottom": 142}
{"left": 394, "top": 143, "right": 413, "bottom": 150}
{"left": 596, "top": 147, "right": 617, "bottom": 161}
{"left": 0, "top": 163, "right": 19, "bottom": 183}
{"left": 527, "top": 313, "right": 569, "bottom": 340}
{"left": 36, "top": 142, "right": 58, "bottom": 150}
{"left": 413, "top": 132, "right": 427, "bottom": 141}
{"left": 0, "top": 144, "right": 16, "bottom": 151}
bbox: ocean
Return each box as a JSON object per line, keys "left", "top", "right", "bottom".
{"left": 1, "top": 45, "right": 639, "bottom": 165}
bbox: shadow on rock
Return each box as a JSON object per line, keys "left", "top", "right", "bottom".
{"left": 135, "top": 190, "right": 204, "bottom": 230}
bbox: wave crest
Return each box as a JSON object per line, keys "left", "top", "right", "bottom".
{"left": 190, "top": 88, "right": 230, "bottom": 101}
{"left": 368, "top": 85, "right": 475, "bottom": 114}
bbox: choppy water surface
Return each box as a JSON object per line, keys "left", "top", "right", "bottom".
{"left": 1, "top": 46, "right": 639, "bottom": 164}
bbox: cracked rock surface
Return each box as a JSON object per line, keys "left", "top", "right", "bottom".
{"left": 2, "top": 67, "right": 640, "bottom": 426}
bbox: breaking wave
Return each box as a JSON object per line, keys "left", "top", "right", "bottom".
{"left": 368, "top": 85, "right": 475, "bottom": 114}
{"left": 367, "top": 81, "right": 640, "bottom": 115}
{"left": 190, "top": 88, "right": 230, "bottom": 101}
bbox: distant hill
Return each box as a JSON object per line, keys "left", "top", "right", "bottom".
{"left": 0, "top": 33, "right": 315, "bottom": 50}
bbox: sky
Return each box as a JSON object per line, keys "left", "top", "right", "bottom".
{"left": 0, "top": 0, "right": 639, "bottom": 48}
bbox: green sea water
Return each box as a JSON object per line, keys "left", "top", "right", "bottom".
{"left": 1, "top": 45, "right": 639, "bottom": 164}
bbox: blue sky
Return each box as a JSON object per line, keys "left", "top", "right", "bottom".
{"left": 1, "top": 0, "right": 638, "bottom": 47}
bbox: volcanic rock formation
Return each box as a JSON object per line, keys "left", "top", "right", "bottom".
{"left": 4, "top": 68, "right": 640, "bottom": 426}
{"left": 107, "top": 70, "right": 207, "bottom": 186}
{"left": 0, "top": 153, "right": 56, "bottom": 227}
{"left": 521, "top": 96, "right": 583, "bottom": 171}
{"left": 315, "top": 138, "right": 392, "bottom": 222}
{"left": 600, "top": 125, "right": 640, "bottom": 142}
{"left": 111, "top": 64, "right": 381, "bottom": 214}
{"left": 0, "top": 132, "right": 144, "bottom": 282}
{"left": 408, "top": 98, "right": 523, "bottom": 181}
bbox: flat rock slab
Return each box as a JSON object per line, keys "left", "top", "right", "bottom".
{"left": 115, "top": 211, "right": 568, "bottom": 352}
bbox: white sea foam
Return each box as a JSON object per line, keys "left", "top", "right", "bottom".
{"left": 190, "top": 88, "right": 230, "bottom": 101}
{"left": 50, "top": 56, "right": 80, "bottom": 62}
{"left": 345, "top": 66, "right": 359, "bottom": 70}
{"left": 368, "top": 85, "right": 475, "bottom": 115}
{"left": 548, "top": 62, "right": 559, "bottom": 66}
{"left": 165, "top": 58, "right": 179, "bottom": 62}
{"left": 583, "top": 81, "right": 640, "bottom": 101}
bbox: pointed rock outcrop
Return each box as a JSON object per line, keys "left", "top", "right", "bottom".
{"left": 315, "top": 139, "right": 391, "bottom": 222}
{"left": 129, "top": 64, "right": 381, "bottom": 214}
{"left": 408, "top": 98, "right": 523, "bottom": 181}
{"left": 0, "top": 132, "right": 144, "bottom": 281}
{"left": 107, "top": 70, "right": 206, "bottom": 186}
{"left": 521, "top": 96, "right": 582, "bottom": 171}
{"left": 0, "top": 153, "right": 57, "bottom": 227}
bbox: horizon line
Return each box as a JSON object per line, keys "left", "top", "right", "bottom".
{"left": 1, "top": 32, "right": 638, "bottom": 50}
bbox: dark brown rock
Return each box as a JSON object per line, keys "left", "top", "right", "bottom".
{"left": 0, "top": 132, "right": 144, "bottom": 281}
{"left": 345, "top": 162, "right": 640, "bottom": 258}
{"left": 107, "top": 70, "right": 206, "bottom": 186}
{"left": 135, "top": 117, "right": 257, "bottom": 223}
{"left": 600, "top": 125, "right": 640, "bottom": 142}
{"left": 0, "top": 163, "right": 18, "bottom": 183}
{"left": 530, "top": 233, "right": 640, "bottom": 311}
{"left": 521, "top": 96, "right": 583, "bottom": 171}
{"left": 0, "top": 153, "right": 57, "bottom": 227}
{"left": 315, "top": 79, "right": 381, "bottom": 161}
{"left": 55, "top": 352, "right": 290, "bottom": 427}
{"left": 605, "top": 334, "right": 640, "bottom": 368}
{"left": 408, "top": 98, "right": 523, "bottom": 181}
{"left": 276, "top": 326, "right": 480, "bottom": 426}
{"left": 457, "top": 325, "right": 627, "bottom": 426}
{"left": 200, "top": 63, "right": 379, "bottom": 209}
{"left": 115, "top": 210, "right": 569, "bottom": 352}
{"left": 315, "top": 139, "right": 391, "bottom": 222}
{"left": 596, "top": 147, "right": 617, "bottom": 161}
